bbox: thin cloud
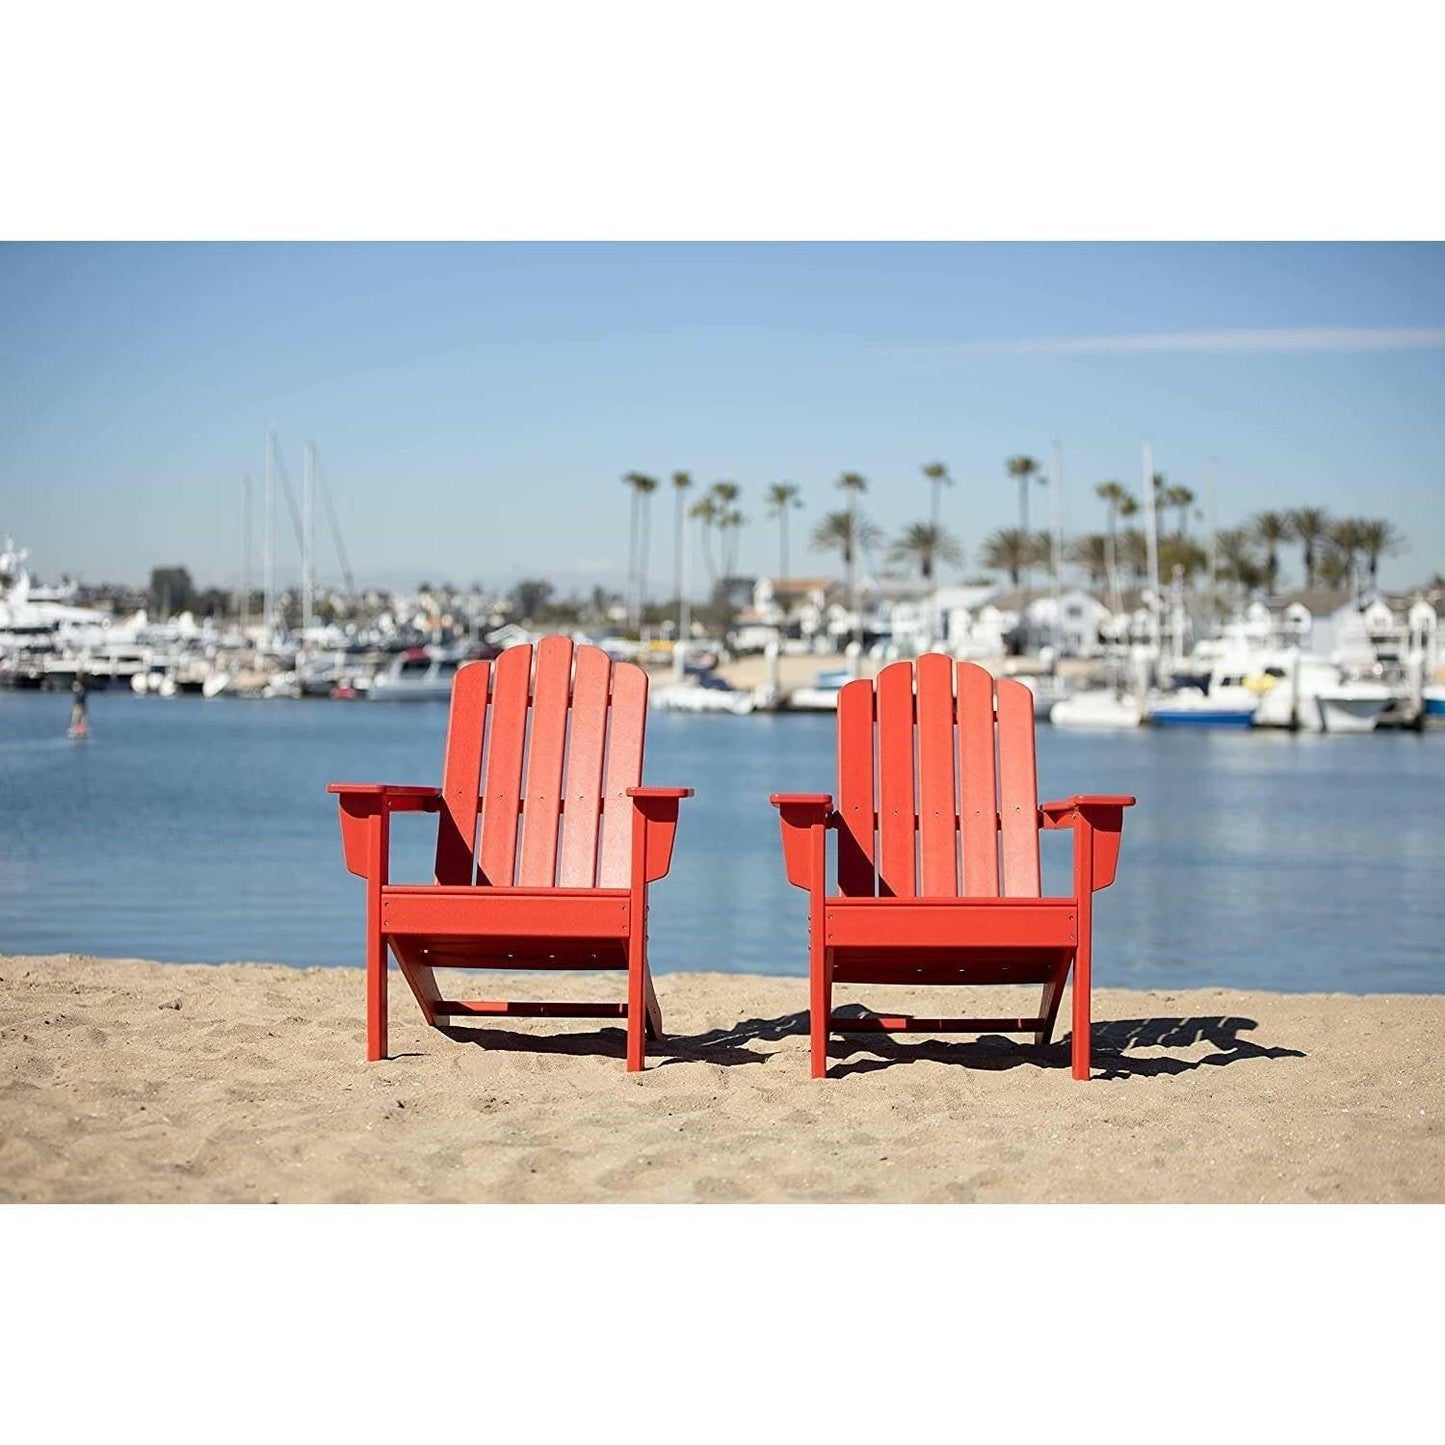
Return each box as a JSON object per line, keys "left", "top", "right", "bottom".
{"left": 962, "top": 327, "right": 1445, "bottom": 356}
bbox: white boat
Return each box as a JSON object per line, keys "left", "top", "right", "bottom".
{"left": 1146, "top": 685, "right": 1258, "bottom": 728}
{"left": 1049, "top": 690, "right": 1143, "bottom": 729}
{"left": 1249, "top": 653, "right": 1392, "bottom": 734}
{"left": 1316, "top": 686, "right": 1394, "bottom": 733}
{"left": 367, "top": 646, "right": 470, "bottom": 701}
{"left": 1423, "top": 683, "right": 1445, "bottom": 724}
{"left": 1013, "top": 673, "right": 1071, "bottom": 721}
{"left": 651, "top": 675, "right": 760, "bottom": 715}
{"left": 785, "top": 667, "right": 853, "bottom": 711}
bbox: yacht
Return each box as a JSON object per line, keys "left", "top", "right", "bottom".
{"left": 1146, "top": 685, "right": 1258, "bottom": 728}
{"left": 1050, "top": 690, "right": 1143, "bottom": 729}
{"left": 1250, "top": 652, "right": 1393, "bottom": 733}
{"left": 1013, "top": 673, "right": 1071, "bottom": 721}
{"left": 0, "top": 538, "right": 112, "bottom": 686}
{"left": 1146, "top": 651, "right": 1259, "bottom": 728}
{"left": 784, "top": 666, "right": 853, "bottom": 711}
{"left": 367, "top": 645, "right": 472, "bottom": 701}
{"left": 1422, "top": 683, "right": 1445, "bottom": 724}
{"left": 651, "top": 671, "right": 763, "bottom": 715}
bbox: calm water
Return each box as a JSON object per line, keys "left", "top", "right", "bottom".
{"left": 1, "top": 689, "right": 1442, "bottom": 992}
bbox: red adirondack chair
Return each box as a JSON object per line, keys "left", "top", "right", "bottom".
{"left": 770, "top": 655, "right": 1134, "bottom": 1079}
{"left": 328, "top": 636, "right": 692, "bottom": 1071}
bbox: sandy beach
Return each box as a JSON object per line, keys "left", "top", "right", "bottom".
{"left": 3, "top": 952, "right": 1441, "bottom": 1204}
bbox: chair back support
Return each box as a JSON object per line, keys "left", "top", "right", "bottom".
{"left": 836, "top": 654, "right": 1041, "bottom": 899}
{"left": 433, "top": 637, "right": 648, "bottom": 888}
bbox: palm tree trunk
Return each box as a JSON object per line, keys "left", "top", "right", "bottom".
{"left": 848, "top": 499, "right": 859, "bottom": 658}
{"left": 638, "top": 493, "right": 651, "bottom": 629}
{"left": 627, "top": 488, "right": 640, "bottom": 632}
{"left": 699, "top": 515, "right": 717, "bottom": 588}
{"left": 673, "top": 489, "right": 684, "bottom": 613}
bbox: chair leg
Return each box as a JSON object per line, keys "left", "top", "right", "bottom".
{"left": 642, "top": 966, "right": 663, "bottom": 1042}
{"left": 1071, "top": 925, "right": 1092, "bottom": 1081}
{"left": 626, "top": 930, "right": 647, "bottom": 1072}
{"left": 1036, "top": 959, "right": 1071, "bottom": 1049}
{"left": 810, "top": 944, "right": 832, "bottom": 1079}
{"left": 366, "top": 920, "right": 388, "bottom": 1063}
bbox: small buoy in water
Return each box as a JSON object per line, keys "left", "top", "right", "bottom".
{"left": 68, "top": 723, "right": 89, "bottom": 740}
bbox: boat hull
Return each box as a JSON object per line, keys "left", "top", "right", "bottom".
{"left": 1316, "top": 693, "right": 1389, "bottom": 734}
{"left": 784, "top": 688, "right": 841, "bottom": 711}
{"left": 1049, "top": 694, "right": 1142, "bottom": 729}
{"left": 1148, "top": 709, "right": 1255, "bottom": 727}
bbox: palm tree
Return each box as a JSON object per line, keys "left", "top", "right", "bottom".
{"left": 670, "top": 471, "right": 692, "bottom": 606}
{"left": 1317, "top": 546, "right": 1353, "bottom": 591}
{"left": 812, "top": 509, "right": 882, "bottom": 572}
{"left": 1355, "top": 518, "right": 1405, "bottom": 591}
{"left": 707, "top": 481, "right": 743, "bottom": 581}
{"left": 1158, "top": 535, "right": 1208, "bottom": 584}
{"left": 1250, "top": 510, "right": 1291, "bottom": 594}
{"left": 888, "top": 522, "right": 963, "bottom": 582}
{"left": 1069, "top": 532, "right": 1111, "bottom": 588}
{"left": 1095, "top": 480, "right": 1132, "bottom": 609}
{"left": 766, "top": 482, "right": 803, "bottom": 582}
{"left": 689, "top": 493, "right": 721, "bottom": 587}
{"left": 832, "top": 473, "right": 869, "bottom": 648}
{"left": 718, "top": 506, "right": 746, "bottom": 581}
{"left": 1162, "top": 483, "right": 1196, "bottom": 537}
{"left": 1006, "top": 456, "right": 1042, "bottom": 535}
{"left": 1118, "top": 527, "right": 1147, "bottom": 586}
{"left": 1286, "top": 507, "right": 1331, "bottom": 589}
{"left": 921, "top": 461, "right": 952, "bottom": 531}
{"left": 1216, "top": 527, "right": 1262, "bottom": 598}
{"left": 621, "top": 471, "right": 657, "bottom": 632}
{"left": 634, "top": 473, "right": 658, "bottom": 624}
{"left": 982, "top": 527, "right": 1040, "bottom": 587}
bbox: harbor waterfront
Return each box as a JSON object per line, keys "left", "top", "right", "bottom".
{"left": 2, "top": 687, "right": 1441, "bottom": 994}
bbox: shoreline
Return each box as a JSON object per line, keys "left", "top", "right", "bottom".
{"left": 3, "top": 953, "right": 1442, "bottom": 1203}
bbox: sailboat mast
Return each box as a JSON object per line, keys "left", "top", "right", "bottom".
{"left": 1142, "top": 439, "right": 1161, "bottom": 654}
{"left": 264, "top": 430, "right": 276, "bottom": 640}
{"left": 1050, "top": 438, "right": 1064, "bottom": 639}
{"left": 674, "top": 493, "right": 691, "bottom": 682}
{"left": 303, "top": 441, "right": 315, "bottom": 637}
{"left": 1206, "top": 456, "right": 1219, "bottom": 628}
{"left": 241, "top": 475, "right": 252, "bottom": 634}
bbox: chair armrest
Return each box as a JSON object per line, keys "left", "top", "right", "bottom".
{"left": 328, "top": 784, "right": 441, "bottom": 877}
{"left": 1039, "top": 795, "right": 1135, "bottom": 891}
{"left": 1039, "top": 794, "right": 1136, "bottom": 824}
{"left": 770, "top": 793, "right": 834, "bottom": 890}
{"left": 327, "top": 783, "right": 442, "bottom": 810}
{"left": 626, "top": 787, "right": 693, "bottom": 883}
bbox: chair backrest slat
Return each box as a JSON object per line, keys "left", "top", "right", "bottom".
{"left": 957, "top": 661, "right": 1001, "bottom": 897}
{"left": 437, "top": 639, "right": 649, "bottom": 890}
{"left": 836, "top": 678, "right": 878, "bottom": 896}
{"left": 996, "top": 676, "right": 1042, "bottom": 897}
{"left": 435, "top": 660, "right": 491, "bottom": 884}
{"left": 476, "top": 643, "right": 533, "bottom": 886}
{"left": 517, "top": 635, "right": 573, "bottom": 886}
{"left": 834, "top": 658, "right": 1042, "bottom": 901}
{"left": 875, "top": 661, "right": 917, "bottom": 898}
{"left": 915, "top": 652, "right": 959, "bottom": 897}
{"left": 597, "top": 660, "right": 647, "bottom": 888}
{"left": 557, "top": 643, "right": 612, "bottom": 887}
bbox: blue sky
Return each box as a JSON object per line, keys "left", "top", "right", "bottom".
{"left": 2, "top": 242, "right": 1442, "bottom": 596}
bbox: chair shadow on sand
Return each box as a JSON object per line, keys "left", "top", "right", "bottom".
{"left": 821, "top": 1009, "right": 1308, "bottom": 1080}
{"left": 437, "top": 1009, "right": 811, "bottom": 1068}
{"left": 435, "top": 1009, "right": 1305, "bottom": 1078}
